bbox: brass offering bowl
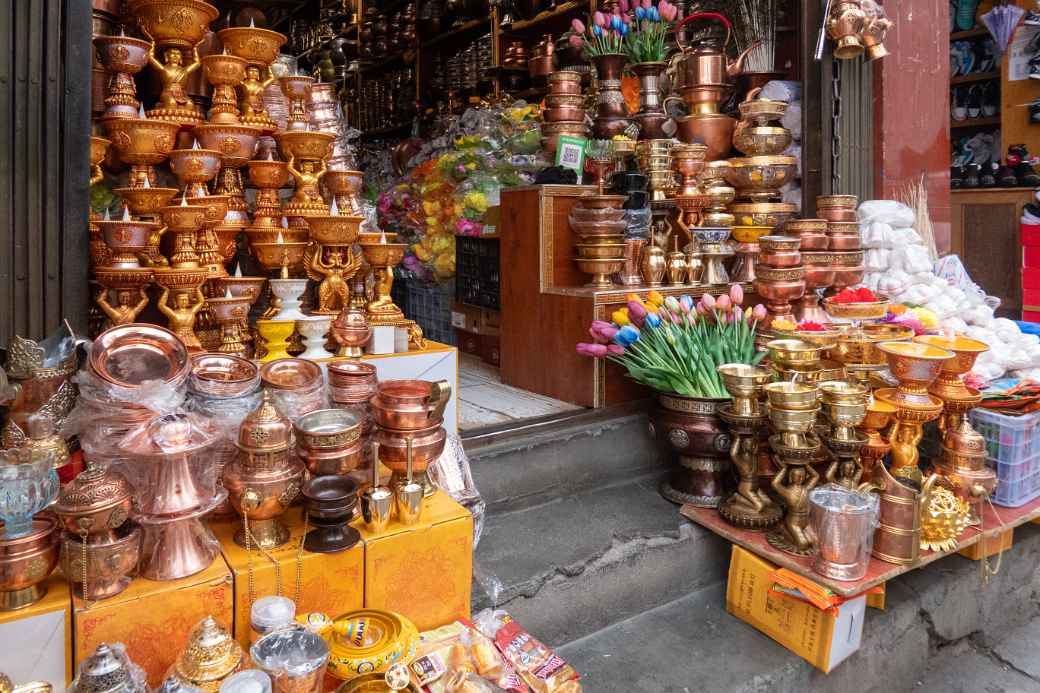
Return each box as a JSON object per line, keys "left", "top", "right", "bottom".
{"left": 717, "top": 364, "right": 772, "bottom": 416}
{"left": 767, "top": 404, "right": 821, "bottom": 449}
{"left": 130, "top": 0, "right": 219, "bottom": 48}
{"left": 784, "top": 219, "right": 830, "bottom": 250}
{"left": 914, "top": 334, "right": 990, "bottom": 402}
{"left": 294, "top": 409, "right": 363, "bottom": 477}
{"left": 93, "top": 35, "right": 150, "bottom": 119}
{"left": 169, "top": 147, "right": 223, "bottom": 198}
{"left": 248, "top": 159, "right": 291, "bottom": 189}
{"left": 193, "top": 124, "right": 262, "bottom": 168}
{"left": 765, "top": 381, "right": 819, "bottom": 411}
{"left": 730, "top": 202, "right": 799, "bottom": 228}
{"left": 96, "top": 219, "right": 161, "bottom": 268}
{"left": 275, "top": 130, "right": 335, "bottom": 162}
{"left": 324, "top": 170, "right": 366, "bottom": 214}
{"left": 217, "top": 27, "right": 288, "bottom": 66}
{"left": 59, "top": 524, "right": 141, "bottom": 601}
{"left": 574, "top": 258, "right": 626, "bottom": 288}
{"left": 0, "top": 516, "right": 59, "bottom": 611}
{"left": 758, "top": 235, "right": 801, "bottom": 267}
{"left": 575, "top": 244, "right": 626, "bottom": 260}
{"left": 816, "top": 195, "right": 858, "bottom": 222}
{"left": 102, "top": 116, "right": 180, "bottom": 187}
{"left": 877, "top": 341, "right": 955, "bottom": 408}
{"left": 733, "top": 125, "right": 792, "bottom": 157}
{"left": 251, "top": 241, "right": 308, "bottom": 276}
{"left": 767, "top": 339, "right": 825, "bottom": 365}
{"left": 738, "top": 95, "right": 788, "bottom": 125}
{"left": 306, "top": 215, "right": 363, "bottom": 246}
{"left": 827, "top": 221, "right": 862, "bottom": 251}
{"left": 113, "top": 186, "right": 179, "bottom": 218}
{"left": 830, "top": 323, "right": 914, "bottom": 365}
{"left": 725, "top": 156, "right": 797, "bottom": 201}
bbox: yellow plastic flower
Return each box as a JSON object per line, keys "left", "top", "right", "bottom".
{"left": 771, "top": 318, "right": 797, "bottom": 331}
{"left": 612, "top": 309, "right": 630, "bottom": 326}
{"left": 464, "top": 191, "right": 489, "bottom": 214}
{"left": 413, "top": 244, "right": 432, "bottom": 262}
{"left": 647, "top": 290, "right": 665, "bottom": 307}
{"left": 626, "top": 293, "right": 642, "bottom": 304}
{"left": 913, "top": 307, "right": 939, "bottom": 329}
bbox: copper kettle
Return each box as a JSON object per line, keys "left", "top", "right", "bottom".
{"left": 673, "top": 12, "right": 756, "bottom": 88}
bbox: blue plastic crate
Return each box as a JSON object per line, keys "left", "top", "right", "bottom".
{"left": 987, "top": 449, "right": 1040, "bottom": 484}
{"left": 990, "top": 466, "right": 1040, "bottom": 507}
{"left": 406, "top": 281, "right": 456, "bottom": 346}
{"left": 969, "top": 408, "right": 1040, "bottom": 465}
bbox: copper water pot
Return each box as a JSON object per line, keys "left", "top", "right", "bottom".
{"left": 371, "top": 380, "right": 451, "bottom": 431}
{"left": 374, "top": 423, "right": 447, "bottom": 476}
{"left": 675, "top": 113, "right": 735, "bottom": 161}
{"left": 59, "top": 524, "right": 141, "bottom": 601}
{"left": 52, "top": 465, "right": 133, "bottom": 541}
{"left": 0, "top": 517, "right": 59, "bottom": 611}
{"left": 871, "top": 464, "right": 921, "bottom": 565}
{"left": 649, "top": 393, "right": 732, "bottom": 507}
{"left": 674, "top": 13, "right": 753, "bottom": 85}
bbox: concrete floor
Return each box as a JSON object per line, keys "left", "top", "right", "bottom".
{"left": 457, "top": 354, "right": 581, "bottom": 431}
{"left": 916, "top": 621, "right": 1040, "bottom": 692}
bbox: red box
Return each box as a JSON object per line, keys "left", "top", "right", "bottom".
{"left": 1023, "top": 289, "right": 1040, "bottom": 307}
{"left": 1023, "top": 310, "right": 1040, "bottom": 322}
{"left": 1022, "top": 224, "right": 1040, "bottom": 247}
{"left": 1025, "top": 246, "right": 1040, "bottom": 268}
{"left": 1025, "top": 268, "right": 1040, "bottom": 290}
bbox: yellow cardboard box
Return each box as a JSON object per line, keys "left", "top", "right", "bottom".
{"left": 73, "top": 557, "right": 233, "bottom": 687}
{"left": 725, "top": 546, "right": 866, "bottom": 673}
{"left": 0, "top": 574, "right": 71, "bottom": 686}
{"left": 213, "top": 511, "right": 365, "bottom": 649}
{"left": 958, "top": 528, "right": 1013, "bottom": 561}
{"left": 359, "top": 491, "right": 473, "bottom": 632}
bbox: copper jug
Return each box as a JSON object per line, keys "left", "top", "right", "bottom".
{"left": 673, "top": 12, "right": 755, "bottom": 89}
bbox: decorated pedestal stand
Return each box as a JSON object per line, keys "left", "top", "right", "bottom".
{"left": 359, "top": 232, "right": 425, "bottom": 349}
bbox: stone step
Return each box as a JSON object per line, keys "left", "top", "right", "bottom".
{"left": 472, "top": 475, "right": 729, "bottom": 645}
{"left": 464, "top": 406, "right": 666, "bottom": 514}
{"left": 559, "top": 522, "right": 1040, "bottom": 693}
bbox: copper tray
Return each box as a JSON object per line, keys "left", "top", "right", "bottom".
{"left": 90, "top": 323, "right": 190, "bottom": 388}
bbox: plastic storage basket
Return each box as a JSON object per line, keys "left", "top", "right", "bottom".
{"left": 969, "top": 408, "right": 1040, "bottom": 465}
{"left": 990, "top": 467, "right": 1040, "bottom": 507}
{"left": 406, "top": 280, "right": 456, "bottom": 346}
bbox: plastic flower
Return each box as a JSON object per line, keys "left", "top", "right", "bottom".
{"left": 717, "top": 294, "right": 732, "bottom": 312}
{"left": 729, "top": 284, "right": 744, "bottom": 306}
{"left": 571, "top": 18, "right": 586, "bottom": 33}
{"left": 914, "top": 307, "right": 939, "bottom": 329}
{"left": 635, "top": 5, "right": 645, "bottom": 19}
{"left": 664, "top": 296, "right": 680, "bottom": 313}
{"left": 607, "top": 344, "right": 626, "bottom": 357}
{"left": 700, "top": 293, "right": 716, "bottom": 311}
{"left": 619, "top": 0, "right": 629, "bottom": 11}
{"left": 752, "top": 304, "right": 768, "bottom": 322}
{"left": 576, "top": 342, "right": 608, "bottom": 357}
{"left": 594, "top": 10, "right": 606, "bottom": 26}
{"left": 771, "top": 317, "right": 796, "bottom": 331}
{"left": 646, "top": 312, "right": 662, "bottom": 328}
{"left": 616, "top": 325, "right": 641, "bottom": 346}
{"left": 647, "top": 290, "right": 665, "bottom": 307}
{"left": 679, "top": 295, "right": 693, "bottom": 313}
{"left": 627, "top": 300, "right": 648, "bottom": 326}
{"left": 612, "top": 308, "right": 630, "bottom": 326}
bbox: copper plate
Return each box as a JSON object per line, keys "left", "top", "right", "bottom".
{"left": 260, "top": 358, "right": 324, "bottom": 391}
{"left": 90, "top": 323, "right": 190, "bottom": 388}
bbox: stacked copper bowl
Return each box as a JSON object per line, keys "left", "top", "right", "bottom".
{"left": 328, "top": 361, "right": 379, "bottom": 475}
{"left": 224, "top": 391, "right": 304, "bottom": 549}
{"left": 259, "top": 358, "right": 327, "bottom": 421}
{"left": 784, "top": 219, "right": 834, "bottom": 324}
{"left": 726, "top": 93, "right": 797, "bottom": 205}
{"left": 54, "top": 465, "right": 140, "bottom": 601}
{"left": 295, "top": 409, "right": 363, "bottom": 477}
{"left": 754, "top": 236, "right": 806, "bottom": 325}
{"left": 372, "top": 380, "right": 451, "bottom": 493}
{"left": 541, "top": 70, "right": 588, "bottom": 156}
{"left": 816, "top": 194, "right": 859, "bottom": 222}
{"left": 568, "top": 189, "right": 628, "bottom": 288}
{"left": 815, "top": 197, "right": 865, "bottom": 296}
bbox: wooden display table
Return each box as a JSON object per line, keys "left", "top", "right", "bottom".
{"left": 500, "top": 185, "right": 741, "bottom": 408}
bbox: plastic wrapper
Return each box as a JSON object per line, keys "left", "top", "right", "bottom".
{"left": 186, "top": 384, "right": 262, "bottom": 507}
{"left": 856, "top": 200, "right": 916, "bottom": 228}
{"left": 250, "top": 626, "right": 330, "bottom": 686}
{"left": 69, "top": 642, "right": 149, "bottom": 693}
{"left": 267, "top": 379, "right": 328, "bottom": 423}
{"left": 429, "top": 433, "right": 486, "bottom": 546}
{"left": 219, "top": 670, "right": 272, "bottom": 693}
{"left": 808, "top": 484, "right": 879, "bottom": 582}
{"left": 413, "top": 621, "right": 525, "bottom": 693}
{"left": 474, "top": 610, "right": 581, "bottom": 693}
{"left": 252, "top": 595, "right": 297, "bottom": 640}
{"left": 155, "top": 675, "right": 205, "bottom": 693}
{"left": 623, "top": 207, "right": 652, "bottom": 239}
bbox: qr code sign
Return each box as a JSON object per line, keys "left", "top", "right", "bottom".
{"left": 560, "top": 144, "right": 581, "bottom": 166}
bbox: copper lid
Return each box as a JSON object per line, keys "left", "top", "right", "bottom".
{"left": 170, "top": 617, "right": 244, "bottom": 691}
{"left": 54, "top": 465, "right": 133, "bottom": 520}
{"left": 236, "top": 391, "right": 293, "bottom": 454}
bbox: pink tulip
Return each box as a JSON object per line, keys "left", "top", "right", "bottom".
{"left": 572, "top": 18, "right": 586, "bottom": 33}
{"left": 717, "top": 294, "right": 732, "bottom": 312}
{"left": 594, "top": 10, "right": 607, "bottom": 27}
{"left": 627, "top": 300, "right": 648, "bottom": 327}
{"left": 589, "top": 327, "right": 607, "bottom": 344}
{"left": 622, "top": 11, "right": 631, "bottom": 23}
{"left": 641, "top": 0, "right": 651, "bottom": 9}
{"left": 568, "top": 34, "right": 584, "bottom": 48}
{"left": 576, "top": 343, "right": 593, "bottom": 356}
{"left": 587, "top": 343, "right": 608, "bottom": 357}
{"left": 607, "top": 344, "right": 626, "bottom": 356}
{"left": 752, "top": 304, "right": 768, "bottom": 321}
{"left": 695, "top": 304, "right": 707, "bottom": 316}
{"left": 734, "top": 306, "right": 743, "bottom": 322}
{"left": 700, "top": 293, "right": 716, "bottom": 311}
{"left": 619, "top": 0, "right": 629, "bottom": 11}
{"left": 729, "top": 283, "right": 744, "bottom": 306}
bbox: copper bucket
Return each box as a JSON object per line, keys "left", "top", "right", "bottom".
{"left": 870, "top": 463, "right": 921, "bottom": 565}
{"left": 809, "top": 485, "right": 879, "bottom": 581}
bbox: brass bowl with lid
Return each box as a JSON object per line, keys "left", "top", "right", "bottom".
{"left": 167, "top": 616, "right": 245, "bottom": 693}
{"left": 52, "top": 465, "right": 133, "bottom": 541}
{"left": 235, "top": 390, "right": 294, "bottom": 454}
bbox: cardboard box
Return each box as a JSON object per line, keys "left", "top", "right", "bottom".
{"left": 867, "top": 584, "right": 885, "bottom": 611}
{"left": 360, "top": 491, "right": 473, "bottom": 632}
{"left": 451, "top": 303, "right": 482, "bottom": 333}
{"left": 212, "top": 512, "right": 364, "bottom": 649}
{"left": 73, "top": 557, "right": 232, "bottom": 687}
{"left": 958, "top": 528, "right": 1013, "bottom": 560}
{"left": 0, "top": 574, "right": 71, "bottom": 686}
{"left": 725, "top": 546, "right": 865, "bottom": 673}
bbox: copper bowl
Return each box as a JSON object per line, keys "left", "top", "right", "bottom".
{"left": 169, "top": 148, "right": 223, "bottom": 185}
{"left": 306, "top": 216, "right": 362, "bottom": 246}
{"left": 113, "top": 186, "right": 180, "bottom": 217}
{"left": 803, "top": 262, "right": 837, "bottom": 289}
{"left": 831, "top": 324, "right": 915, "bottom": 365}
{"left": 374, "top": 424, "right": 447, "bottom": 474}
{"left": 577, "top": 193, "right": 626, "bottom": 210}
{"left": 245, "top": 228, "right": 309, "bottom": 244}
{"left": 94, "top": 267, "right": 155, "bottom": 290}
{"left": 730, "top": 202, "right": 799, "bottom": 229}
{"left": 213, "top": 276, "right": 267, "bottom": 303}
{"left": 547, "top": 70, "right": 582, "bottom": 94}
{"left": 187, "top": 194, "right": 231, "bottom": 225}
{"left": 784, "top": 219, "right": 829, "bottom": 250}
{"left": 217, "top": 26, "right": 288, "bottom": 66}
{"left": 359, "top": 241, "right": 406, "bottom": 268}
{"left": 544, "top": 106, "right": 585, "bottom": 122}
{"left": 90, "top": 323, "right": 191, "bottom": 388}
{"left": 93, "top": 35, "right": 150, "bottom": 73}
{"left": 327, "top": 360, "right": 377, "bottom": 389}
{"left": 828, "top": 233, "right": 862, "bottom": 251}
{"left": 251, "top": 241, "right": 309, "bottom": 272}
{"left": 248, "top": 159, "right": 291, "bottom": 189}
{"left": 294, "top": 409, "right": 361, "bottom": 451}
{"left": 759, "top": 235, "right": 801, "bottom": 258}
{"left": 733, "top": 126, "right": 792, "bottom": 157}
{"left": 52, "top": 465, "right": 134, "bottom": 539}
{"left": 575, "top": 243, "right": 626, "bottom": 260}
{"left": 371, "top": 379, "right": 451, "bottom": 431}
{"left": 275, "top": 130, "right": 335, "bottom": 162}
{"left": 193, "top": 124, "right": 262, "bottom": 167}
{"left": 822, "top": 296, "right": 888, "bottom": 321}
{"left": 153, "top": 267, "right": 211, "bottom": 290}
{"left": 755, "top": 265, "right": 805, "bottom": 284}
{"left": 819, "top": 208, "right": 857, "bottom": 222}
{"left": 59, "top": 524, "right": 141, "bottom": 601}
{"left": 97, "top": 220, "right": 158, "bottom": 267}
{"left": 190, "top": 353, "right": 259, "bottom": 398}
{"left": 764, "top": 381, "right": 819, "bottom": 411}
{"left": 260, "top": 358, "right": 324, "bottom": 391}
{"left": 738, "top": 96, "right": 788, "bottom": 124}
{"left": 725, "top": 156, "right": 797, "bottom": 194}
{"left": 817, "top": 195, "right": 858, "bottom": 211}
{"left": 675, "top": 113, "right": 735, "bottom": 161}
{"left": 298, "top": 443, "right": 363, "bottom": 476}
{"left": 545, "top": 94, "right": 584, "bottom": 108}
{"left": 0, "top": 516, "right": 59, "bottom": 611}
{"left": 202, "top": 53, "right": 248, "bottom": 88}
{"left": 131, "top": 0, "right": 219, "bottom": 48}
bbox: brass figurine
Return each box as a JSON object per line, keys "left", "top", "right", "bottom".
{"left": 96, "top": 287, "right": 150, "bottom": 326}
{"left": 144, "top": 30, "right": 203, "bottom": 123}
{"left": 287, "top": 154, "right": 328, "bottom": 212}
{"left": 768, "top": 464, "right": 820, "bottom": 556}
{"left": 306, "top": 246, "right": 360, "bottom": 315}
{"left": 159, "top": 287, "right": 207, "bottom": 352}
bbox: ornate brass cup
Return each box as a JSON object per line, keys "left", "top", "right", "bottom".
{"left": 97, "top": 218, "right": 162, "bottom": 269}
{"left": 206, "top": 294, "right": 253, "bottom": 357}
{"left": 217, "top": 26, "right": 287, "bottom": 67}
{"left": 306, "top": 215, "right": 362, "bottom": 247}
{"left": 130, "top": 0, "right": 219, "bottom": 49}
{"left": 816, "top": 194, "right": 858, "bottom": 222}
{"left": 193, "top": 123, "right": 262, "bottom": 224}
{"left": 331, "top": 308, "right": 372, "bottom": 358}
{"left": 247, "top": 158, "right": 291, "bottom": 230}
{"left": 324, "top": 170, "right": 365, "bottom": 215}
{"left": 862, "top": 9, "right": 894, "bottom": 61}
{"left": 168, "top": 146, "right": 222, "bottom": 198}
{"left": 826, "top": 0, "right": 868, "bottom": 59}
{"left": 167, "top": 616, "right": 245, "bottom": 693}
{"left": 93, "top": 35, "right": 150, "bottom": 119}
{"left": 160, "top": 202, "right": 209, "bottom": 268}
{"left": 733, "top": 125, "right": 792, "bottom": 157}
{"left": 102, "top": 116, "right": 180, "bottom": 187}
{"left": 737, "top": 92, "right": 788, "bottom": 126}
{"left": 360, "top": 235, "right": 407, "bottom": 324}
{"left": 202, "top": 54, "right": 247, "bottom": 124}
{"left": 717, "top": 364, "right": 771, "bottom": 417}
{"left": 0, "top": 516, "right": 59, "bottom": 611}
{"left": 859, "top": 399, "right": 895, "bottom": 476}
{"left": 279, "top": 75, "right": 316, "bottom": 130}
{"left": 670, "top": 143, "right": 708, "bottom": 197}
{"left": 252, "top": 240, "right": 308, "bottom": 278}
{"left": 225, "top": 392, "right": 304, "bottom": 549}
{"left": 725, "top": 156, "right": 798, "bottom": 202}
{"left": 730, "top": 201, "right": 799, "bottom": 229}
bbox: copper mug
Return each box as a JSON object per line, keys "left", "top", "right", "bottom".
{"left": 371, "top": 379, "right": 451, "bottom": 431}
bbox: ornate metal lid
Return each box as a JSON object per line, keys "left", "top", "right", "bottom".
{"left": 54, "top": 465, "right": 133, "bottom": 519}
{"left": 171, "top": 617, "right": 244, "bottom": 689}
{"left": 71, "top": 643, "right": 146, "bottom": 693}
{"left": 236, "top": 391, "right": 293, "bottom": 454}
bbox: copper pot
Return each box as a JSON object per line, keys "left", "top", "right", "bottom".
{"left": 545, "top": 94, "right": 584, "bottom": 109}
{"left": 758, "top": 235, "right": 802, "bottom": 267}
{"left": 871, "top": 463, "right": 921, "bottom": 565}
{"left": 783, "top": 219, "right": 829, "bottom": 250}
{"left": 52, "top": 465, "right": 133, "bottom": 541}
{"left": 649, "top": 394, "right": 731, "bottom": 507}
{"left": 374, "top": 423, "right": 447, "bottom": 475}
{"left": 528, "top": 54, "right": 555, "bottom": 81}
{"left": 60, "top": 523, "right": 141, "bottom": 601}
{"left": 673, "top": 113, "right": 735, "bottom": 162}
{"left": 802, "top": 257, "right": 837, "bottom": 289}
{"left": 298, "top": 443, "right": 363, "bottom": 477}
{"left": 371, "top": 380, "right": 451, "bottom": 431}
{"left": 260, "top": 358, "right": 324, "bottom": 391}
{"left": 331, "top": 308, "right": 372, "bottom": 359}
{"left": 547, "top": 70, "right": 582, "bottom": 95}
{"left": 818, "top": 208, "right": 857, "bottom": 222}
{"left": 0, "top": 517, "right": 59, "bottom": 611}
{"left": 327, "top": 361, "right": 378, "bottom": 400}
{"left": 222, "top": 456, "right": 304, "bottom": 549}
{"left": 828, "top": 232, "right": 862, "bottom": 251}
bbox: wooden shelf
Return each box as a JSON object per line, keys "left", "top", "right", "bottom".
{"left": 359, "top": 122, "right": 411, "bottom": 139}
{"left": 506, "top": 1, "right": 583, "bottom": 33}
{"left": 951, "top": 71, "right": 1000, "bottom": 85}
{"left": 951, "top": 115, "right": 1002, "bottom": 128}
{"left": 360, "top": 49, "right": 414, "bottom": 73}
{"left": 951, "top": 27, "right": 990, "bottom": 40}
{"left": 421, "top": 17, "right": 489, "bottom": 49}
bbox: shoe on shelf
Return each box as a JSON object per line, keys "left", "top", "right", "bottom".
{"left": 1023, "top": 203, "right": 1040, "bottom": 223}
{"left": 1016, "top": 162, "right": 1040, "bottom": 187}
{"left": 967, "top": 84, "right": 982, "bottom": 118}
{"left": 1008, "top": 145, "right": 1030, "bottom": 167}
{"left": 998, "top": 165, "right": 1019, "bottom": 187}
{"left": 963, "top": 162, "right": 982, "bottom": 188}
{"left": 981, "top": 81, "right": 999, "bottom": 117}
{"left": 1029, "top": 53, "right": 1040, "bottom": 80}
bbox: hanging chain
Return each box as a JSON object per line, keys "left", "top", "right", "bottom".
{"left": 831, "top": 57, "right": 843, "bottom": 193}
{"left": 294, "top": 508, "right": 307, "bottom": 606}
{"left": 80, "top": 527, "right": 93, "bottom": 611}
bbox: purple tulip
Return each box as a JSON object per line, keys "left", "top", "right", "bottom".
{"left": 572, "top": 18, "right": 586, "bottom": 34}
{"left": 588, "top": 343, "right": 608, "bottom": 357}
{"left": 717, "top": 294, "right": 732, "bottom": 312}
{"left": 752, "top": 304, "right": 768, "bottom": 321}
{"left": 594, "top": 10, "right": 607, "bottom": 27}
{"left": 729, "top": 283, "right": 744, "bottom": 306}
{"left": 619, "top": 0, "right": 629, "bottom": 12}
{"left": 627, "top": 300, "right": 648, "bottom": 327}
{"left": 642, "top": 0, "right": 652, "bottom": 9}
{"left": 569, "top": 34, "right": 584, "bottom": 48}
{"left": 700, "top": 293, "right": 716, "bottom": 311}
{"left": 607, "top": 344, "right": 626, "bottom": 356}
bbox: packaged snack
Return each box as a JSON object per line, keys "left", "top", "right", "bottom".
{"left": 467, "top": 630, "right": 503, "bottom": 679}
{"left": 492, "top": 621, "right": 580, "bottom": 693}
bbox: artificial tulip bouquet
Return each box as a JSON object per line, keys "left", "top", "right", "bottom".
{"left": 577, "top": 286, "right": 767, "bottom": 398}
